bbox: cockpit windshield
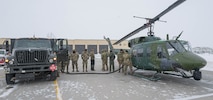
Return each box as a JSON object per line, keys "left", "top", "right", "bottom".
{"left": 180, "top": 40, "right": 192, "bottom": 51}
{"left": 14, "top": 39, "right": 52, "bottom": 49}
{"left": 167, "top": 41, "right": 186, "bottom": 56}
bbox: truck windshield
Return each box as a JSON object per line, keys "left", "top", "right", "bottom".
{"left": 14, "top": 39, "right": 52, "bottom": 49}
{"left": 0, "top": 50, "right": 6, "bottom": 55}
{"left": 167, "top": 41, "right": 186, "bottom": 56}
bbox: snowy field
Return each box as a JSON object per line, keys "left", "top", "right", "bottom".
{"left": 198, "top": 53, "right": 213, "bottom": 71}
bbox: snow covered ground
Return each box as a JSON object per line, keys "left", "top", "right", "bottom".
{"left": 198, "top": 53, "right": 213, "bottom": 71}
{"left": 0, "top": 53, "right": 213, "bottom": 100}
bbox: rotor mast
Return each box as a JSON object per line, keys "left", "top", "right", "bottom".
{"left": 133, "top": 16, "right": 167, "bottom": 36}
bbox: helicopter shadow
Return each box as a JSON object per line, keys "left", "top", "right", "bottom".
{"left": 131, "top": 70, "right": 210, "bottom": 86}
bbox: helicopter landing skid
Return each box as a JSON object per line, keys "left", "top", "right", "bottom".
{"left": 132, "top": 69, "right": 161, "bottom": 81}
{"left": 163, "top": 71, "right": 193, "bottom": 79}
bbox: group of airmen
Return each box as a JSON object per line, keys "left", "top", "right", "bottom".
{"left": 68, "top": 49, "right": 133, "bottom": 75}
{"left": 117, "top": 49, "right": 133, "bottom": 75}
{"left": 70, "top": 49, "right": 95, "bottom": 72}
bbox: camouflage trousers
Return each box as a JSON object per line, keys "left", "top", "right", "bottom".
{"left": 109, "top": 60, "right": 115, "bottom": 72}
{"left": 72, "top": 61, "right": 79, "bottom": 72}
{"left": 82, "top": 60, "right": 88, "bottom": 72}
{"left": 118, "top": 60, "right": 124, "bottom": 73}
{"left": 102, "top": 60, "right": 108, "bottom": 71}
{"left": 123, "top": 62, "right": 133, "bottom": 75}
{"left": 57, "top": 61, "right": 70, "bottom": 73}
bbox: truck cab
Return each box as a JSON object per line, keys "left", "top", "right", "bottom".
{"left": 4, "top": 38, "right": 58, "bottom": 84}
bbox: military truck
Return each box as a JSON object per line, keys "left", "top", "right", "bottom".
{"left": 4, "top": 38, "right": 58, "bottom": 84}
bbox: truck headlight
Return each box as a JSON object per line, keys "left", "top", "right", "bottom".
{"left": 53, "top": 57, "right": 57, "bottom": 61}
{"left": 9, "top": 60, "right": 14, "bottom": 65}
{"left": 5, "top": 59, "right": 9, "bottom": 63}
{"left": 49, "top": 59, "right": 53, "bottom": 63}
{"left": 6, "top": 59, "right": 14, "bottom": 65}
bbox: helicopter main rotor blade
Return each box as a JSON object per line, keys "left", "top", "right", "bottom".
{"left": 113, "top": 23, "right": 149, "bottom": 45}
{"left": 113, "top": 0, "right": 186, "bottom": 45}
{"left": 151, "top": 0, "right": 186, "bottom": 23}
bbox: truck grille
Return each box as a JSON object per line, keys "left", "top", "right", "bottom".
{"left": 15, "top": 50, "right": 48, "bottom": 64}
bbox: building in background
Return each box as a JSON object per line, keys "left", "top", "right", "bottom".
{"left": 0, "top": 38, "right": 129, "bottom": 54}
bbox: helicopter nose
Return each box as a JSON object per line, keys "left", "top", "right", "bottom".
{"left": 173, "top": 52, "right": 207, "bottom": 70}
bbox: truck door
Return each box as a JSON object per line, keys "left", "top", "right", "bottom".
{"left": 55, "top": 39, "right": 69, "bottom": 61}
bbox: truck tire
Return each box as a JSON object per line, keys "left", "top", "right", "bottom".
{"left": 6, "top": 74, "right": 15, "bottom": 84}
{"left": 50, "top": 71, "right": 57, "bottom": 81}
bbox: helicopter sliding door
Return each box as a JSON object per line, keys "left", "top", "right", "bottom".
{"left": 148, "top": 43, "right": 171, "bottom": 71}
{"left": 132, "top": 44, "right": 146, "bottom": 69}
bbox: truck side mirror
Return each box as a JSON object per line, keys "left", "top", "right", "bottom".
{"left": 5, "top": 40, "right": 9, "bottom": 52}
{"left": 59, "top": 40, "right": 63, "bottom": 50}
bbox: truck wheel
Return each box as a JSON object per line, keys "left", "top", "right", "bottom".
{"left": 6, "top": 74, "right": 15, "bottom": 84}
{"left": 50, "top": 71, "right": 57, "bottom": 81}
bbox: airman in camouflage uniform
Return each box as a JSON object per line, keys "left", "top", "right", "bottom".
{"left": 81, "top": 49, "right": 89, "bottom": 72}
{"left": 117, "top": 49, "right": 124, "bottom": 73}
{"left": 101, "top": 49, "right": 108, "bottom": 71}
{"left": 57, "top": 60, "right": 70, "bottom": 74}
{"left": 90, "top": 49, "right": 95, "bottom": 71}
{"left": 109, "top": 50, "right": 115, "bottom": 72}
{"left": 123, "top": 50, "right": 133, "bottom": 75}
{"left": 70, "top": 50, "right": 79, "bottom": 72}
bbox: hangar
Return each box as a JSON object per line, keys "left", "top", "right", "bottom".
{"left": 0, "top": 38, "right": 129, "bottom": 54}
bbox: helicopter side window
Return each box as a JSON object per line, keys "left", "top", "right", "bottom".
{"left": 132, "top": 49, "right": 137, "bottom": 57}
{"left": 157, "top": 45, "right": 166, "bottom": 58}
{"left": 180, "top": 40, "right": 192, "bottom": 51}
{"left": 167, "top": 41, "right": 186, "bottom": 56}
{"left": 157, "top": 46, "right": 162, "bottom": 58}
{"left": 147, "top": 47, "right": 151, "bottom": 57}
{"left": 137, "top": 48, "right": 143, "bottom": 57}
{"left": 167, "top": 44, "right": 176, "bottom": 56}
{"left": 166, "top": 42, "right": 179, "bottom": 56}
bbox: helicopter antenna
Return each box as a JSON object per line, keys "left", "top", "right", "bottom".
{"left": 167, "top": 34, "right": 169, "bottom": 40}
{"left": 175, "top": 31, "right": 183, "bottom": 40}
{"left": 114, "top": 0, "right": 186, "bottom": 45}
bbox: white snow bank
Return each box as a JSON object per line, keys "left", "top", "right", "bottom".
{"left": 198, "top": 53, "right": 213, "bottom": 62}
{"left": 198, "top": 53, "right": 213, "bottom": 71}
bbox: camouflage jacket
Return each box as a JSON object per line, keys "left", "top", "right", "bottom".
{"left": 70, "top": 52, "right": 79, "bottom": 62}
{"left": 101, "top": 52, "right": 108, "bottom": 62}
{"left": 123, "top": 52, "right": 131, "bottom": 65}
{"left": 81, "top": 51, "right": 89, "bottom": 61}
{"left": 90, "top": 51, "right": 95, "bottom": 60}
{"left": 117, "top": 52, "right": 124, "bottom": 62}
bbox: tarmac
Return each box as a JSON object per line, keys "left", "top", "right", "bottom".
{"left": 0, "top": 55, "right": 213, "bottom": 100}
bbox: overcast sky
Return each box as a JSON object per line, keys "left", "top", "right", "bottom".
{"left": 0, "top": 0, "right": 212, "bottom": 48}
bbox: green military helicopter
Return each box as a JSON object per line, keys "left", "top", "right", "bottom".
{"left": 113, "top": 0, "right": 207, "bottom": 80}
